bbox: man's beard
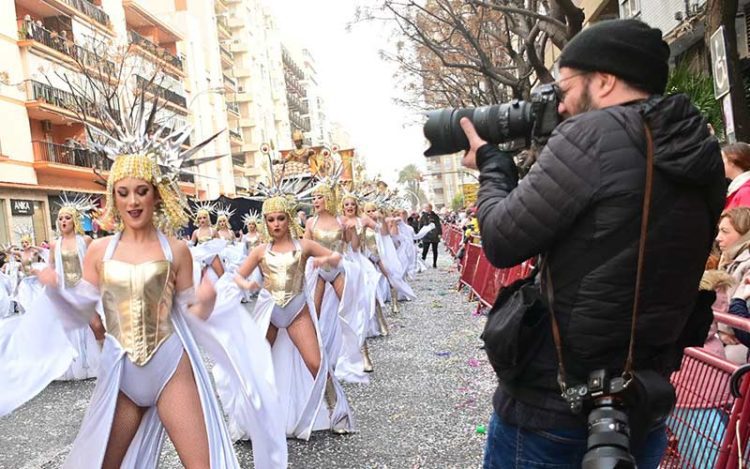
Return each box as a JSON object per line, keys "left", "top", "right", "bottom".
{"left": 577, "top": 85, "right": 594, "bottom": 115}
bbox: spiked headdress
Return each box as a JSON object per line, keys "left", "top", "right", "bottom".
{"left": 193, "top": 200, "right": 216, "bottom": 224}
{"left": 242, "top": 210, "right": 261, "bottom": 228}
{"left": 83, "top": 84, "right": 225, "bottom": 234}
{"left": 215, "top": 204, "right": 236, "bottom": 228}
{"left": 56, "top": 192, "right": 99, "bottom": 235}
{"left": 14, "top": 224, "right": 35, "bottom": 244}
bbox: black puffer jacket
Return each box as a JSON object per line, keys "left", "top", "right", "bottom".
{"left": 476, "top": 94, "right": 726, "bottom": 426}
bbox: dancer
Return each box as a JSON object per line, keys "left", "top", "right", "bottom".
{"left": 341, "top": 191, "right": 388, "bottom": 370}
{"left": 189, "top": 202, "right": 225, "bottom": 285}
{"left": 13, "top": 226, "right": 46, "bottom": 314}
{"left": 242, "top": 211, "right": 263, "bottom": 254}
{"left": 0, "top": 102, "right": 285, "bottom": 468}
{"left": 215, "top": 205, "right": 237, "bottom": 243}
{"left": 49, "top": 193, "right": 102, "bottom": 380}
{"left": 231, "top": 185, "right": 356, "bottom": 437}
{"left": 305, "top": 179, "right": 368, "bottom": 383}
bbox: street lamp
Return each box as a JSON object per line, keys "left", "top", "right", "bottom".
{"left": 187, "top": 86, "right": 225, "bottom": 109}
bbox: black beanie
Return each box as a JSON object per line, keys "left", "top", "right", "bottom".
{"left": 559, "top": 19, "right": 670, "bottom": 95}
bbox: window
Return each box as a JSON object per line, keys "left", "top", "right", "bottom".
{"left": 620, "top": 0, "right": 641, "bottom": 19}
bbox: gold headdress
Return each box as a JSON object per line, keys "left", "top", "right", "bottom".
{"left": 84, "top": 90, "right": 225, "bottom": 234}
{"left": 292, "top": 129, "right": 305, "bottom": 142}
{"left": 14, "top": 224, "right": 34, "bottom": 245}
{"left": 215, "top": 204, "right": 236, "bottom": 229}
{"left": 193, "top": 200, "right": 216, "bottom": 223}
{"left": 56, "top": 192, "right": 99, "bottom": 235}
{"left": 242, "top": 210, "right": 261, "bottom": 227}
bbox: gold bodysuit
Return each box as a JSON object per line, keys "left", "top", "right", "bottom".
{"left": 61, "top": 249, "right": 82, "bottom": 286}
{"left": 364, "top": 227, "right": 380, "bottom": 259}
{"left": 245, "top": 234, "right": 261, "bottom": 252}
{"left": 312, "top": 224, "right": 344, "bottom": 254}
{"left": 196, "top": 228, "right": 213, "bottom": 244}
{"left": 260, "top": 247, "right": 308, "bottom": 307}
{"left": 21, "top": 257, "right": 33, "bottom": 276}
{"left": 101, "top": 260, "right": 175, "bottom": 366}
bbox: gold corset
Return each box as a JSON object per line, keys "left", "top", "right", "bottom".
{"left": 260, "top": 248, "right": 307, "bottom": 307}
{"left": 365, "top": 227, "right": 379, "bottom": 258}
{"left": 61, "top": 249, "right": 82, "bottom": 287}
{"left": 219, "top": 231, "right": 234, "bottom": 242}
{"left": 246, "top": 235, "right": 260, "bottom": 251}
{"left": 313, "top": 226, "right": 343, "bottom": 253}
{"left": 197, "top": 235, "right": 213, "bottom": 244}
{"left": 21, "top": 258, "right": 33, "bottom": 276}
{"left": 101, "top": 260, "right": 175, "bottom": 366}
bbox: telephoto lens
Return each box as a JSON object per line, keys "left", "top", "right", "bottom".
{"left": 581, "top": 398, "right": 636, "bottom": 469}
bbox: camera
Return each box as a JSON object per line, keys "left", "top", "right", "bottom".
{"left": 562, "top": 369, "right": 676, "bottom": 469}
{"left": 422, "top": 83, "right": 561, "bottom": 157}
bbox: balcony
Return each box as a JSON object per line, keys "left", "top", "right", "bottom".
{"left": 227, "top": 101, "right": 240, "bottom": 116}
{"left": 223, "top": 73, "right": 237, "bottom": 91}
{"left": 216, "top": 16, "right": 231, "bottom": 38}
{"left": 135, "top": 75, "right": 187, "bottom": 110}
{"left": 26, "top": 80, "right": 107, "bottom": 125}
{"left": 33, "top": 140, "right": 112, "bottom": 171}
{"left": 234, "top": 176, "right": 249, "bottom": 190}
{"left": 128, "top": 30, "right": 183, "bottom": 73}
{"left": 178, "top": 172, "right": 195, "bottom": 184}
{"left": 215, "top": 0, "right": 229, "bottom": 11}
{"left": 219, "top": 45, "right": 234, "bottom": 65}
{"left": 18, "top": 23, "right": 116, "bottom": 76}
{"left": 229, "top": 129, "right": 243, "bottom": 143}
{"left": 123, "top": 0, "right": 182, "bottom": 44}
{"left": 15, "top": 0, "right": 111, "bottom": 29}
{"left": 232, "top": 153, "right": 245, "bottom": 166}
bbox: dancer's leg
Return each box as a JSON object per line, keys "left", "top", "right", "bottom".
{"left": 332, "top": 274, "right": 345, "bottom": 301}
{"left": 286, "top": 305, "right": 321, "bottom": 376}
{"left": 314, "top": 277, "right": 325, "bottom": 318}
{"left": 157, "top": 352, "right": 210, "bottom": 469}
{"left": 267, "top": 324, "right": 278, "bottom": 345}
{"left": 89, "top": 314, "right": 105, "bottom": 341}
{"left": 102, "top": 393, "right": 146, "bottom": 469}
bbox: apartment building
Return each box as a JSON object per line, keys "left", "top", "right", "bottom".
{"left": 0, "top": 0, "right": 204, "bottom": 244}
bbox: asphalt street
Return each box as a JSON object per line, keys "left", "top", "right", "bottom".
{"left": 0, "top": 254, "right": 496, "bottom": 468}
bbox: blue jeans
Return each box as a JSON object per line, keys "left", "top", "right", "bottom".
{"left": 483, "top": 411, "right": 668, "bottom": 468}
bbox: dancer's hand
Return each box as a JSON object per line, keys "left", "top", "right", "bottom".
{"left": 35, "top": 266, "right": 58, "bottom": 288}
{"left": 189, "top": 275, "right": 216, "bottom": 319}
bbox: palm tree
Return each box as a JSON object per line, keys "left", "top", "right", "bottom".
{"left": 398, "top": 164, "right": 427, "bottom": 209}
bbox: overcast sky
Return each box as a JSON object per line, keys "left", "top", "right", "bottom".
{"left": 268, "top": 0, "right": 428, "bottom": 185}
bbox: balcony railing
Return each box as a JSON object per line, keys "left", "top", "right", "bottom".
{"left": 216, "top": 15, "right": 230, "bottom": 31}
{"left": 62, "top": 0, "right": 110, "bottom": 27}
{"left": 229, "top": 129, "right": 242, "bottom": 141}
{"left": 223, "top": 73, "right": 237, "bottom": 89}
{"left": 32, "top": 140, "right": 112, "bottom": 170}
{"left": 219, "top": 45, "right": 234, "bottom": 62}
{"left": 135, "top": 75, "right": 187, "bottom": 109}
{"left": 234, "top": 176, "right": 249, "bottom": 189}
{"left": 178, "top": 172, "right": 195, "bottom": 184}
{"left": 20, "top": 23, "right": 117, "bottom": 76}
{"left": 128, "top": 30, "right": 183, "bottom": 71}
{"left": 227, "top": 101, "right": 240, "bottom": 115}
{"left": 232, "top": 153, "right": 245, "bottom": 166}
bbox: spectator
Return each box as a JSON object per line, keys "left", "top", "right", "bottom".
{"left": 418, "top": 203, "right": 442, "bottom": 268}
{"left": 297, "top": 209, "right": 307, "bottom": 229}
{"left": 461, "top": 20, "right": 725, "bottom": 468}
{"left": 407, "top": 212, "right": 419, "bottom": 234}
{"left": 723, "top": 142, "right": 750, "bottom": 209}
{"left": 715, "top": 207, "right": 750, "bottom": 352}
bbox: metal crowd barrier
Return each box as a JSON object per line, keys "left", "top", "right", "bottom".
{"left": 441, "top": 222, "right": 750, "bottom": 468}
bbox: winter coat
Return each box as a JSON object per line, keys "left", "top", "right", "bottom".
{"left": 418, "top": 211, "right": 442, "bottom": 243}
{"left": 725, "top": 172, "right": 750, "bottom": 209}
{"left": 476, "top": 94, "right": 726, "bottom": 426}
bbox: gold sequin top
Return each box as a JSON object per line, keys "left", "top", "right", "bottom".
{"left": 260, "top": 246, "right": 308, "bottom": 307}
{"left": 195, "top": 228, "right": 213, "bottom": 244}
{"left": 61, "top": 249, "right": 82, "bottom": 287}
{"left": 101, "top": 260, "right": 175, "bottom": 366}
{"left": 312, "top": 224, "right": 344, "bottom": 254}
{"left": 245, "top": 234, "right": 261, "bottom": 251}
{"left": 218, "top": 230, "right": 235, "bottom": 242}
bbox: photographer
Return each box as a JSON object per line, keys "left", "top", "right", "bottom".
{"left": 460, "top": 20, "right": 726, "bottom": 467}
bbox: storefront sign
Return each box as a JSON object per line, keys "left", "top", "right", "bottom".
{"left": 10, "top": 199, "right": 34, "bottom": 216}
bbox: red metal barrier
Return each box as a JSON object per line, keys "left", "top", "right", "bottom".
{"left": 662, "top": 312, "right": 750, "bottom": 469}
{"left": 458, "top": 242, "right": 481, "bottom": 292}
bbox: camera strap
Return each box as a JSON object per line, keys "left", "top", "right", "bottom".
{"left": 546, "top": 122, "right": 655, "bottom": 393}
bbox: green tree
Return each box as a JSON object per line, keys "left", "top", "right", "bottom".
{"left": 666, "top": 64, "right": 724, "bottom": 138}
{"left": 451, "top": 193, "right": 465, "bottom": 211}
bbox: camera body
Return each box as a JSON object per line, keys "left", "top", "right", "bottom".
{"left": 562, "top": 369, "right": 676, "bottom": 469}
{"left": 422, "top": 83, "right": 561, "bottom": 157}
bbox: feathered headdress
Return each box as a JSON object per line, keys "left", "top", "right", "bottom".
{"left": 82, "top": 85, "right": 225, "bottom": 234}
{"left": 56, "top": 192, "right": 99, "bottom": 235}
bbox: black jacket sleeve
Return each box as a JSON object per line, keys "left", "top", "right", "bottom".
{"left": 433, "top": 213, "right": 443, "bottom": 236}
{"left": 476, "top": 121, "right": 598, "bottom": 268}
